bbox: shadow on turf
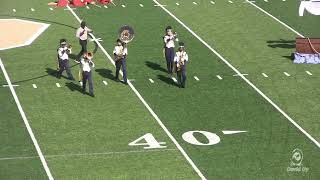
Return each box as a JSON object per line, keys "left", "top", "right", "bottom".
{"left": 145, "top": 61, "right": 167, "bottom": 73}
{"left": 65, "top": 82, "right": 82, "bottom": 93}
{"left": 157, "top": 74, "right": 179, "bottom": 87}
{"left": 11, "top": 65, "right": 78, "bottom": 84}
{"left": 267, "top": 39, "right": 295, "bottom": 49}
{"left": 95, "top": 68, "right": 117, "bottom": 81}
{"left": 283, "top": 53, "right": 294, "bottom": 61}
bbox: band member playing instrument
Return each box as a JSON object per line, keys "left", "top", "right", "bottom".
{"left": 163, "top": 26, "right": 178, "bottom": 74}
{"left": 76, "top": 21, "right": 93, "bottom": 60}
{"left": 113, "top": 39, "right": 128, "bottom": 84}
{"left": 57, "top": 39, "right": 74, "bottom": 80}
{"left": 80, "top": 52, "right": 95, "bottom": 97}
{"left": 174, "top": 42, "right": 188, "bottom": 88}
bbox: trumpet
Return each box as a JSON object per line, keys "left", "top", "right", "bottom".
{"left": 67, "top": 44, "right": 72, "bottom": 54}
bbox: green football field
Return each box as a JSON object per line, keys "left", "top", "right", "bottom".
{"left": 0, "top": 0, "right": 319, "bottom": 179}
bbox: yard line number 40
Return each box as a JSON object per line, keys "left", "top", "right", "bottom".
{"left": 129, "top": 130, "right": 246, "bottom": 149}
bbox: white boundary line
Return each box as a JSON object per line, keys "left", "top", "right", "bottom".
{"left": 0, "top": 19, "right": 50, "bottom": 51}
{"left": 0, "top": 58, "right": 54, "bottom": 180}
{"left": 153, "top": 0, "right": 320, "bottom": 148}
{"left": 0, "top": 148, "right": 178, "bottom": 161}
{"left": 66, "top": 5, "right": 207, "bottom": 180}
{"left": 246, "top": 0, "right": 304, "bottom": 38}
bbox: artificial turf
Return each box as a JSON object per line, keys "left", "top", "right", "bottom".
{"left": 0, "top": 0, "right": 319, "bottom": 179}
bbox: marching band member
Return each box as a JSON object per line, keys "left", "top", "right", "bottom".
{"left": 57, "top": 39, "right": 75, "bottom": 80}
{"left": 48, "top": 0, "right": 69, "bottom": 7}
{"left": 81, "top": 52, "right": 95, "bottom": 97}
{"left": 163, "top": 26, "right": 178, "bottom": 74}
{"left": 74, "top": 52, "right": 86, "bottom": 86}
{"left": 71, "top": 0, "right": 95, "bottom": 6}
{"left": 76, "top": 21, "right": 93, "bottom": 60}
{"left": 174, "top": 42, "right": 188, "bottom": 88}
{"left": 97, "top": 0, "right": 112, "bottom": 4}
{"left": 113, "top": 39, "right": 128, "bottom": 85}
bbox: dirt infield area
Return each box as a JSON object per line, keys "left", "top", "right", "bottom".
{"left": 0, "top": 19, "right": 50, "bottom": 50}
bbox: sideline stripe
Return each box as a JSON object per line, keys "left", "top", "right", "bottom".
{"left": 0, "top": 149, "right": 178, "bottom": 161}
{"left": 0, "top": 59, "right": 54, "bottom": 180}
{"left": 246, "top": 0, "right": 304, "bottom": 38}
{"left": 153, "top": 0, "right": 320, "bottom": 148}
{"left": 66, "top": 5, "right": 207, "bottom": 180}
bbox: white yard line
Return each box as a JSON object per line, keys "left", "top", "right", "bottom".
{"left": 103, "top": 80, "right": 108, "bottom": 85}
{"left": 2, "top": 84, "right": 19, "bottom": 87}
{"left": 149, "top": 78, "right": 155, "bottom": 83}
{"left": 66, "top": 5, "right": 207, "bottom": 180}
{"left": 56, "top": 83, "right": 61, "bottom": 88}
{"left": 246, "top": 0, "right": 304, "bottom": 38}
{"left": 194, "top": 76, "right": 200, "bottom": 81}
{"left": 153, "top": 0, "right": 320, "bottom": 148}
{"left": 0, "top": 149, "right": 178, "bottom": 161}
{"left": 32, "top": 84, "right": 37, "bottom": 88}
{"left": 0, "top": 58, "right": 54, "bottom": 180}
{"left": 233, "top": 73, "right": 248, "bottom": 76}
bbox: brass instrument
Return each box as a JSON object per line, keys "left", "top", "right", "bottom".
{"left": 87, "top": 52, "right": 93, "bottom": 60}
{"left": 67, "top": 44, "right": 72, "bottom": 54}
{"left": 115, "top": 46, "right": 124, "bottom": 61}
{"left": 119, "top": 25, "right": 135, "bottom": 44}
{"left": 176, "top": 53, "right": 185, "bottom": 72}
